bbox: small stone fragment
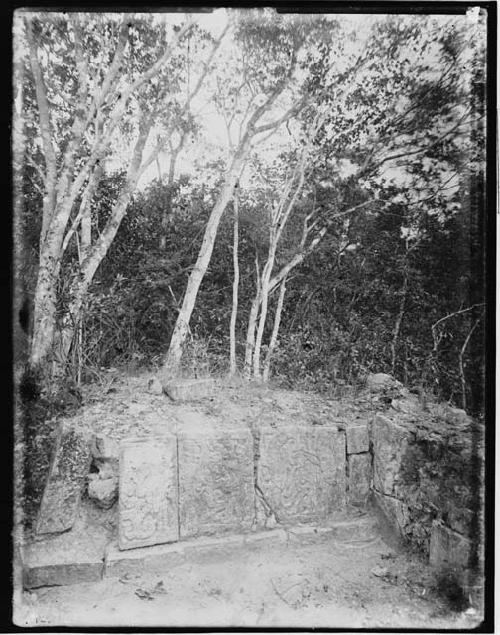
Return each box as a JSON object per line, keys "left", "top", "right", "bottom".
{"left": 147, "top": 378, "right": 163, "bottom": 395}
{"left": 88, "top": 474, "right": 118, "bottom": 509}
{"left": 163, "top": 377, "right": 215, "bottom": 402}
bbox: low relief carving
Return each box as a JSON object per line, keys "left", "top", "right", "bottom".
{"left": 119, "top": 436, "right": 178, "bottom": 550}
{"left": 258, "top": 427, "right": 346, "bottom": 523}
{"left": 178, "top": 430, "right": 255, "bottom": 538}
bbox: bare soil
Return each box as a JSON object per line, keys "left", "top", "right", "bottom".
{"left": 14, "top": 370, "right": 482, "bottom": 628}
{"left": 16, "top": 524, "right": 480, "bottom": 629}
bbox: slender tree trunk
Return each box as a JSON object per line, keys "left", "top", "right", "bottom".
{"left": 390, "top": 265, "right": 408, "bottom": 375}
{"left": 253, "top": 235, "right": 278, "bottom": 379}
{"left": 262, "top": 274, "right": 287, "bottom": 382}
{"left": 229, "top": 194, "right": 239, "bottom": 375}
{"left": 244, "top": 254, "right": 262, "bottom": 377}
{"left": 160, "top": 138, "right": 184, "bottom": 249}
{"left": 161, "top": 139, "right": 250, "bottom": 382}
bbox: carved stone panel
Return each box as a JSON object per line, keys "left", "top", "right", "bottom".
{"left": 119, "top": 436, "right": 178, "bottom": 550}
{"left": 257, "top": 426, "right": 346, "bottom": 524}
{"left": 36, "top": 424, "right": 92, "bottom": 535}
{"left": 178, "top": 429, "right": 255, "bottom": 538}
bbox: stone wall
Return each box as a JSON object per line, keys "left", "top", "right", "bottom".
{"left": 370, "top": 407, "right": 484, "bottom": 598}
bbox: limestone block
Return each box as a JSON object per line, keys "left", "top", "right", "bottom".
{"left": 429, "top": 521, "right": 473, "bottom": 568}
{"left": 372, "top": 490, "right": 409, "bottom": 539}
{"left": 163, "top": 377, "right": 215, "bottom": 402}
{"left": 257, "top": 426, "right": 346, "bottom": 524}
{"left": 348, "top": 453, "right": 371, "bottom": 504}
{"left": 371, "top": 414, "right": 412, "bottom": 496}
{"left": 36, "top": 424, "right": 92, "bottom": 535}
{"left": 346, "top": 422, "right": 369, "bottom": 454}
{"left": 178, "top": 428, "right": 255, "bottom": 538}
{"left": 119, "top": 436, "right": 178, "bottom": 550}
{"left": 366, "top": 373, "right": 402, "bottom": 392}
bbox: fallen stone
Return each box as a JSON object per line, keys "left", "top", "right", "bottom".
{"left": 391, "top": 395, "right": 423, "bottom": 415}
{"left": 178, "top": 428, "right": 255, "bottom": 538}
{"left": 36, "top": 424, "right": 92, "bottom": 535}
{"left": 346, "top": 422, "right": 369, "bottom": 454}
{"left": 91, "top": 434, "right": 120, "bottom": 462}
{"left": 366, "top": 373, "right": 402, "bottom": 392}
{"left": 258, "top": 426, "right": 346, "bottom": 524}
{"left": 371, "top": 414, "right": 412, "bottom": 496}
{"left": 348, "top": 453, "right": 371, "bottom": 504}
{"left": 163, "top": 377, "right": 215, "bottom": 402}
{"left": 87, "top": 474, "right": 118, "bottom": 509}
{"left": 119, "top": 436, "right": 179, "bottom": 550}
{"left": 147, "top": 377, "right": 163, "bottom": 395}
{"left": 429, "top": 521, "right": 473, "bottom": 569}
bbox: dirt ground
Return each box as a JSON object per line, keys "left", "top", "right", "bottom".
{"left": 15, "top": 371, "right": 483, "bottom": 629}
{"left": 16, "top": 523, "right": 481, "bottom": 629}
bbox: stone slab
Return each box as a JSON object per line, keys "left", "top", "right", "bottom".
{"left": 163, "top": 378, "right": 215, "bottom": 402}
{"left": 346, "top": 422, "right": 369, "bottom": 454}
{"left": 119, "top": 436, "right": 178, "bottom": 550}
{"left": 348, "top": 453, "right": 371, "bottom": 504}
{"left": 36, "top": 424, "right": 92, "bottom": 535}
{"left": 257, "top": 426, "right": 346, "bottom": 524}
{"left": 178, "top": 428, "right": 255, "bottom": 538}
{"left": 372, "top": 489, "right": 409, "bottom": 540}
{"left": 371, "top": 414, "right": 412, "bottom": 496}
{"left": 105, "top": 529, "right": 286, "bottom": 578}
{"left": 24, "top": 561, "right": 104, "bottom": 589}
{"left": 429, "top": 521, "right": 473, "bottom": 569}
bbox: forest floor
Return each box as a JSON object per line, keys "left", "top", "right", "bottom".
{"left": 15, "top": 369, "right": 482, "bottom": 629}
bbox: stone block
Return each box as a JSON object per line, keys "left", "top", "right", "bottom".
{"left": 257, "top": 426, "right": 346, "bottom": 524}
{"left": 163, "top": 377, "right": 215, "bottom": 402}
{"left": 105, "top": 540, "right": 186, "bottom": 578}
{"left": 429, "top": 521, "right": 473, "bottom": 569}
{"left": 24, "top": 561, "right": 104, "bottom": 589}
{"left": 372, "top": 489, "right": 409, "bottom": 539}
{"left": 346, "top": 422, "right": 369, "bottom": 454}
{"left": 119, "top": 436, "right": 179, "bottom": 550}
{"left": 36, "top": 424, "right": 92, "bottom": 535}
{"left": 178, "top": 428, "right": 255, "bottom": 538}
{"left": 371, "top": 414, "right": 412, "bottom": 496}
{"left": 348, "top": 453, "right": 371, "bottom": 504}
{"left": 366, "top": 373, "right": 402, "bottom": 392}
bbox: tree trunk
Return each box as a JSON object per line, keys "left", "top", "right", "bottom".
{"left": 253, "top": 235, "right": 278, "bottom": 379}
{"left": 244, "top": 255, "right": 262, "bottom": 377}
{"left": 229, "top": 194, "right": 239, "bottom": 375}
{"left": 390, "top": 265, "right": 408, "bottom": 375}
{"left": 262, "top": 274, "right": 287, "bottom": 382}
{"left": 161, "top": 139, "right": 250, "bottom": 383}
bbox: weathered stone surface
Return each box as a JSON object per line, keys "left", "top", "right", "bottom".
{"left": 372, "top": 490, "right": 409, "bottom": 539}
{"left": 36, "top": 424, "right": 92, "bottom": 535}
{"left": 147, "top": 377, "right": 163, "bottom": 395}
{"left": 91, "top": 434, "right": 120, "bottom": 461}
{"left": 178, "top": 428, "right": 255, "bottom": 538}
{"left": 429, "top": 521, "right": 473, "bottom": 568}
{"left": 390, "top": 395, "right": 423, "bottom": 415}
{"left": 366, "top": 373, "right": 402, "bottom": 392}
{"left": 346, "top": 422, "right": 369, "bottom": 454}
{"left": 348, "top": 453, "right": 371, "bottom": 504}
{"left": 119, "top": 436, "right": 178, "bottom": 550}
{"left": 105, "top": 540, "right": 186, "bottom": 578}
{"left": 257, "top": 426, "right": 346, "bottom": 524}
{"left": 163, "top": 377, "right": 215, "bottom": 402}
{"left": 371, "top": 414, "right": 412, "bottom": 496}
{"left": 88, "top": 474, "right": 118, "bottom": 509}
{"left": 24, "top": 561, "right": 104, "bottom": 589}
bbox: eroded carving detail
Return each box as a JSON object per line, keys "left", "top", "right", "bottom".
{"left": 119, "top": 436, "right": 178, "bottom": 550}
{"left": 178, "top": 430, "right": 255, "bottom": 538}
{"left": 258, "top": 426, "right": 346, "bottom": 523}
